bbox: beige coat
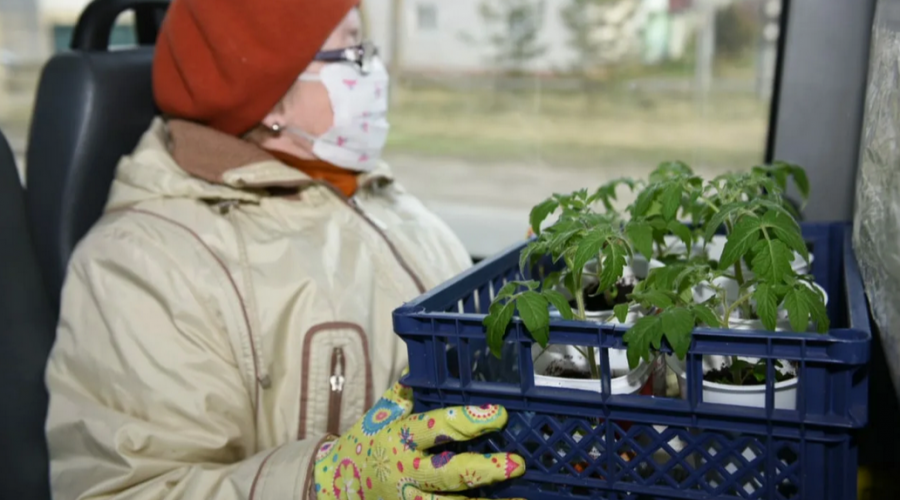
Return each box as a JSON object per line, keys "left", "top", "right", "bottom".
{"left": 45, "top": 119, "right": 471, "bottom": 499}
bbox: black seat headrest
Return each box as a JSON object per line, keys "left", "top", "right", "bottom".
{"left": 26, "top": 0, "right": 169, "bottom": 310}
{"left": 26, "top": 49, "right": 157, "bottom": 310}
{"left": 0, "top": 129, "right": 55, "bottom": 500}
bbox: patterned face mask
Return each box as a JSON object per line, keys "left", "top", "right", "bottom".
{"left": 283, "top": 55, "right": 391, "bottom": 172}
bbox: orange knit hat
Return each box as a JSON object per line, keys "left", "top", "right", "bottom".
{"left": 153, "top": 0, "right": 359, "bottom": 136}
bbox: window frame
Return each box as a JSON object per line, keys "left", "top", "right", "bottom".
{"left": 767, "top": 0, "right": 876, "bottom": 221}
{"left": 415, "top": 2, "right": 439, "bottom": 32}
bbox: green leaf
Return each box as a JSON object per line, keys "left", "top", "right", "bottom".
{"left": 801, "top": 284, "right": 830, "bottom": 333}
{"left": 667, "top": 221, "right": 693, "bottom": 252}
{"left": 781, "top": 198, "right": 803, "bottom": 220}
{"left": 563, "top": 271, "right": 577, "bottom": 298}
{"left": 543, "top": 289, "right": 574, "bottom": 321}
{"left": 633, "top": 185, "right": 659, "bottom": 217}
{"left": 673, "top": 264, "right": 701, "bottom": 291}
{"left": 484, "top": 301, "right": 515, "bottom": 358}
{"left": 494, "top": 282, "right": 519, "bottom": 303}
{"left": 661, "top": 307, "right": 694, "bottom": 358}
{"left": 626, "top": 221, "right": 654, "bottom": 259}
{"left": 520, "top": 240, "right": 547, "bottom": 272}
{"left": 590, "top": 179, "right": 631, "bottom": 211}
{"left": 770, "top": 167, "right": 789, "bottom": 192}
{"left": 614, "top": 303, "right": 630, "bottom": 323}
{"left": 519, "top": 246, "right": 533, "bottom": 273}
{"left": 750, "top": 238, "right": 794, "bottom": 284}
{"left": 660, "top": 183, "right": 683, "bottom": 221}
{"left": 704, "top": 202, "right": 744, "bottom": 241}
{"left": 599, "top": 240, "right": 629, "bottom": 291}
{"left": 752, "top": 362, "right": 768, "bottom": 383}
{"left": 517, "top": 291, "right": 551, "bottom": 347}
{"left": 636, "top": 290, "right": 674, "bottom": 309}
{"left": 542, "top": 271, "right": 563, "bottom": 290}
{"left": 783, "top": 287, "right": 811, "bottom": 333}
{"left": 691, "top": 304, "right": 721, "bottom": 328}
{"left": 546, "top": 225, "right": 583, "bottom": 259}
{"left": 731, "top": 357, "right": 751, "bottom": 373}
{"left": 719, "top": 216, "right": 762, "bottom": 270}
{"left": 649, "top": 218, "right": 668, "bottom": 231}
{"left": 755, "top": 198, "right": 794, "bottom": 220}
{"left": 649, "top": 265, "right": 684, "bottom": 290}
{"left": 650, "top": 161, "right": 693, "bottom": 183}
{"left": 573, "top": 230, "right": 607, "bottom": 272}
{"left": 756, "top": 176, "right": 781, "bottom": 197}
{"left": 753, "top": 283, "right": 779, "bottom": 331}
{"left": 522, "top": 280, "right": 541, "bottom": 290}
{"left": 762, "top": 209, "right": 809, "bottom": 262}
{"left": 623, "top": 316, "right": 663, "bottom": 369}
{"left": 530, "top": 198, "right": 559, "bottom": 236}
{"left": 790, "top": 165, "right": 810, "bottom": 202}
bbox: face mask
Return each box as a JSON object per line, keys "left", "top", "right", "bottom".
{"left": 280, "top": 56, "right": 390, "bottom": 172}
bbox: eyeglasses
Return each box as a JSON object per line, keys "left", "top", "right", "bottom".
{"left": 313, "top": 41, "right": 380, "bottom": 74}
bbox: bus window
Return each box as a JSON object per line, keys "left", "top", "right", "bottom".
{"left": 366, "top": 0, "right": 784, "bottom": 257}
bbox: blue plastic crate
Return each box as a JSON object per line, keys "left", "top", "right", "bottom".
{"left": 393, "top": 223, "right": 871, "bottom": 500}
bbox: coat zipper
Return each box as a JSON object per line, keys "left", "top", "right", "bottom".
{"left": 219, "top": 201, "right": 271, "bottom": 392}
{"left": 328, "top": 347, "right": 346, "bottom": 435}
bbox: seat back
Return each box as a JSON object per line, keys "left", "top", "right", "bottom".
{"left": 26, "top": 0, "right": 169, "bottom": 310}
{"left": 0, "top": 129, "right": 55, "bottom": 500}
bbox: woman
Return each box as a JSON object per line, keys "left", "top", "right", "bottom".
{"left": 44, "top": 1, "right": 525, "bottom": 498}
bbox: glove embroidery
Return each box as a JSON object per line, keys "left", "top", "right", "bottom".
{"left": 463, "top": 404, "right": 502, "bottom": 423}
{"left": 368, "top": 446, "right": 391, "bottom": 481}
{"left": 430, "top": 451, "right": 455, "bottom": 469}
{"left": 399, "top": 426, "right": 417, "bottom": 451}
{"left": 361, "top": 398, "right": 405, "bottom": 436}
{"left": 332, "top": 459, "right": 362, "bottom": 499}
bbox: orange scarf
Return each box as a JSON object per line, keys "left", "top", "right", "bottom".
{"left": 268, "top": 150, "right": 359, "bottom": 198}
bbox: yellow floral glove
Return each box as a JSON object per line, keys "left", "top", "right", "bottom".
{"left": 313, "top": 379, "right": 526, "bottom": 500}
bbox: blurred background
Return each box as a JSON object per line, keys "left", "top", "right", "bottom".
{"left": 0, "top": 0, "right": 782, "bottom": 257}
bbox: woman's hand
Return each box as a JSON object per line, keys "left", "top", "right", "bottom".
{"left": 313, "top": 379, "right": 526, "bottom": 500}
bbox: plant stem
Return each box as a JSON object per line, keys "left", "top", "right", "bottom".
{"left": 573, "top": 272, "right": 601, "bottom": 381}
{"left": 574, "top": 275, "right": 587, "bottom": 322}
{"left": 587, "top": 346, "right": 600, "bottom": 381}
{"left": 724, "top": 292, "right": 754, "bottom": 329}
{"left": 734, "top": 261, "right": 745, "bottom": 287}
{"left": 698, "top": 196, "right": 721, "bottom": 214}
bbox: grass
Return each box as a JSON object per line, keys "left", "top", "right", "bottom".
{"left": 386, "top": 80, "right": 770, "bottom": 170}
{"left": 1, "top": 58, "right": 771, "bottom": 172}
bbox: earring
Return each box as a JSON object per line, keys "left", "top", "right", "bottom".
{"left": 268, "top": 122, "right": 283, "bottom": 134}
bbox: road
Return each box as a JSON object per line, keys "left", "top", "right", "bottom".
{"left": 386, "top": 153, "right": 731, "bottom": 257}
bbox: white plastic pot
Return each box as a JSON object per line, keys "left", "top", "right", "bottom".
{"left": 692, "top": 276, "right": 741, "bottom": 305}
{"left": 660, "top": 234, "right": 706, "bottom": 258}
{"left": 532, "top": 344, "right": 655, "bottom": 395}
{"left": 667, "top": 318, "right": 800, "bottom": 410}
{"left": 584, "top": 257, "right": 664, "bottom": 282}
{"left": 581, "top": 304, "right": 643, "bottom": 325}
{"left": 626, "top": 255, "right": 666, "bottom": 280}
{"left": 667, "top": 355, "right": 798, "bottom": 410}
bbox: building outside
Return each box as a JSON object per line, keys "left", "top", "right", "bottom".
{"left": 0, "top": 0, "right": 781, "bottom": 255}
{"left": 366, "top": 0, "right": 709, "bottom": 74}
